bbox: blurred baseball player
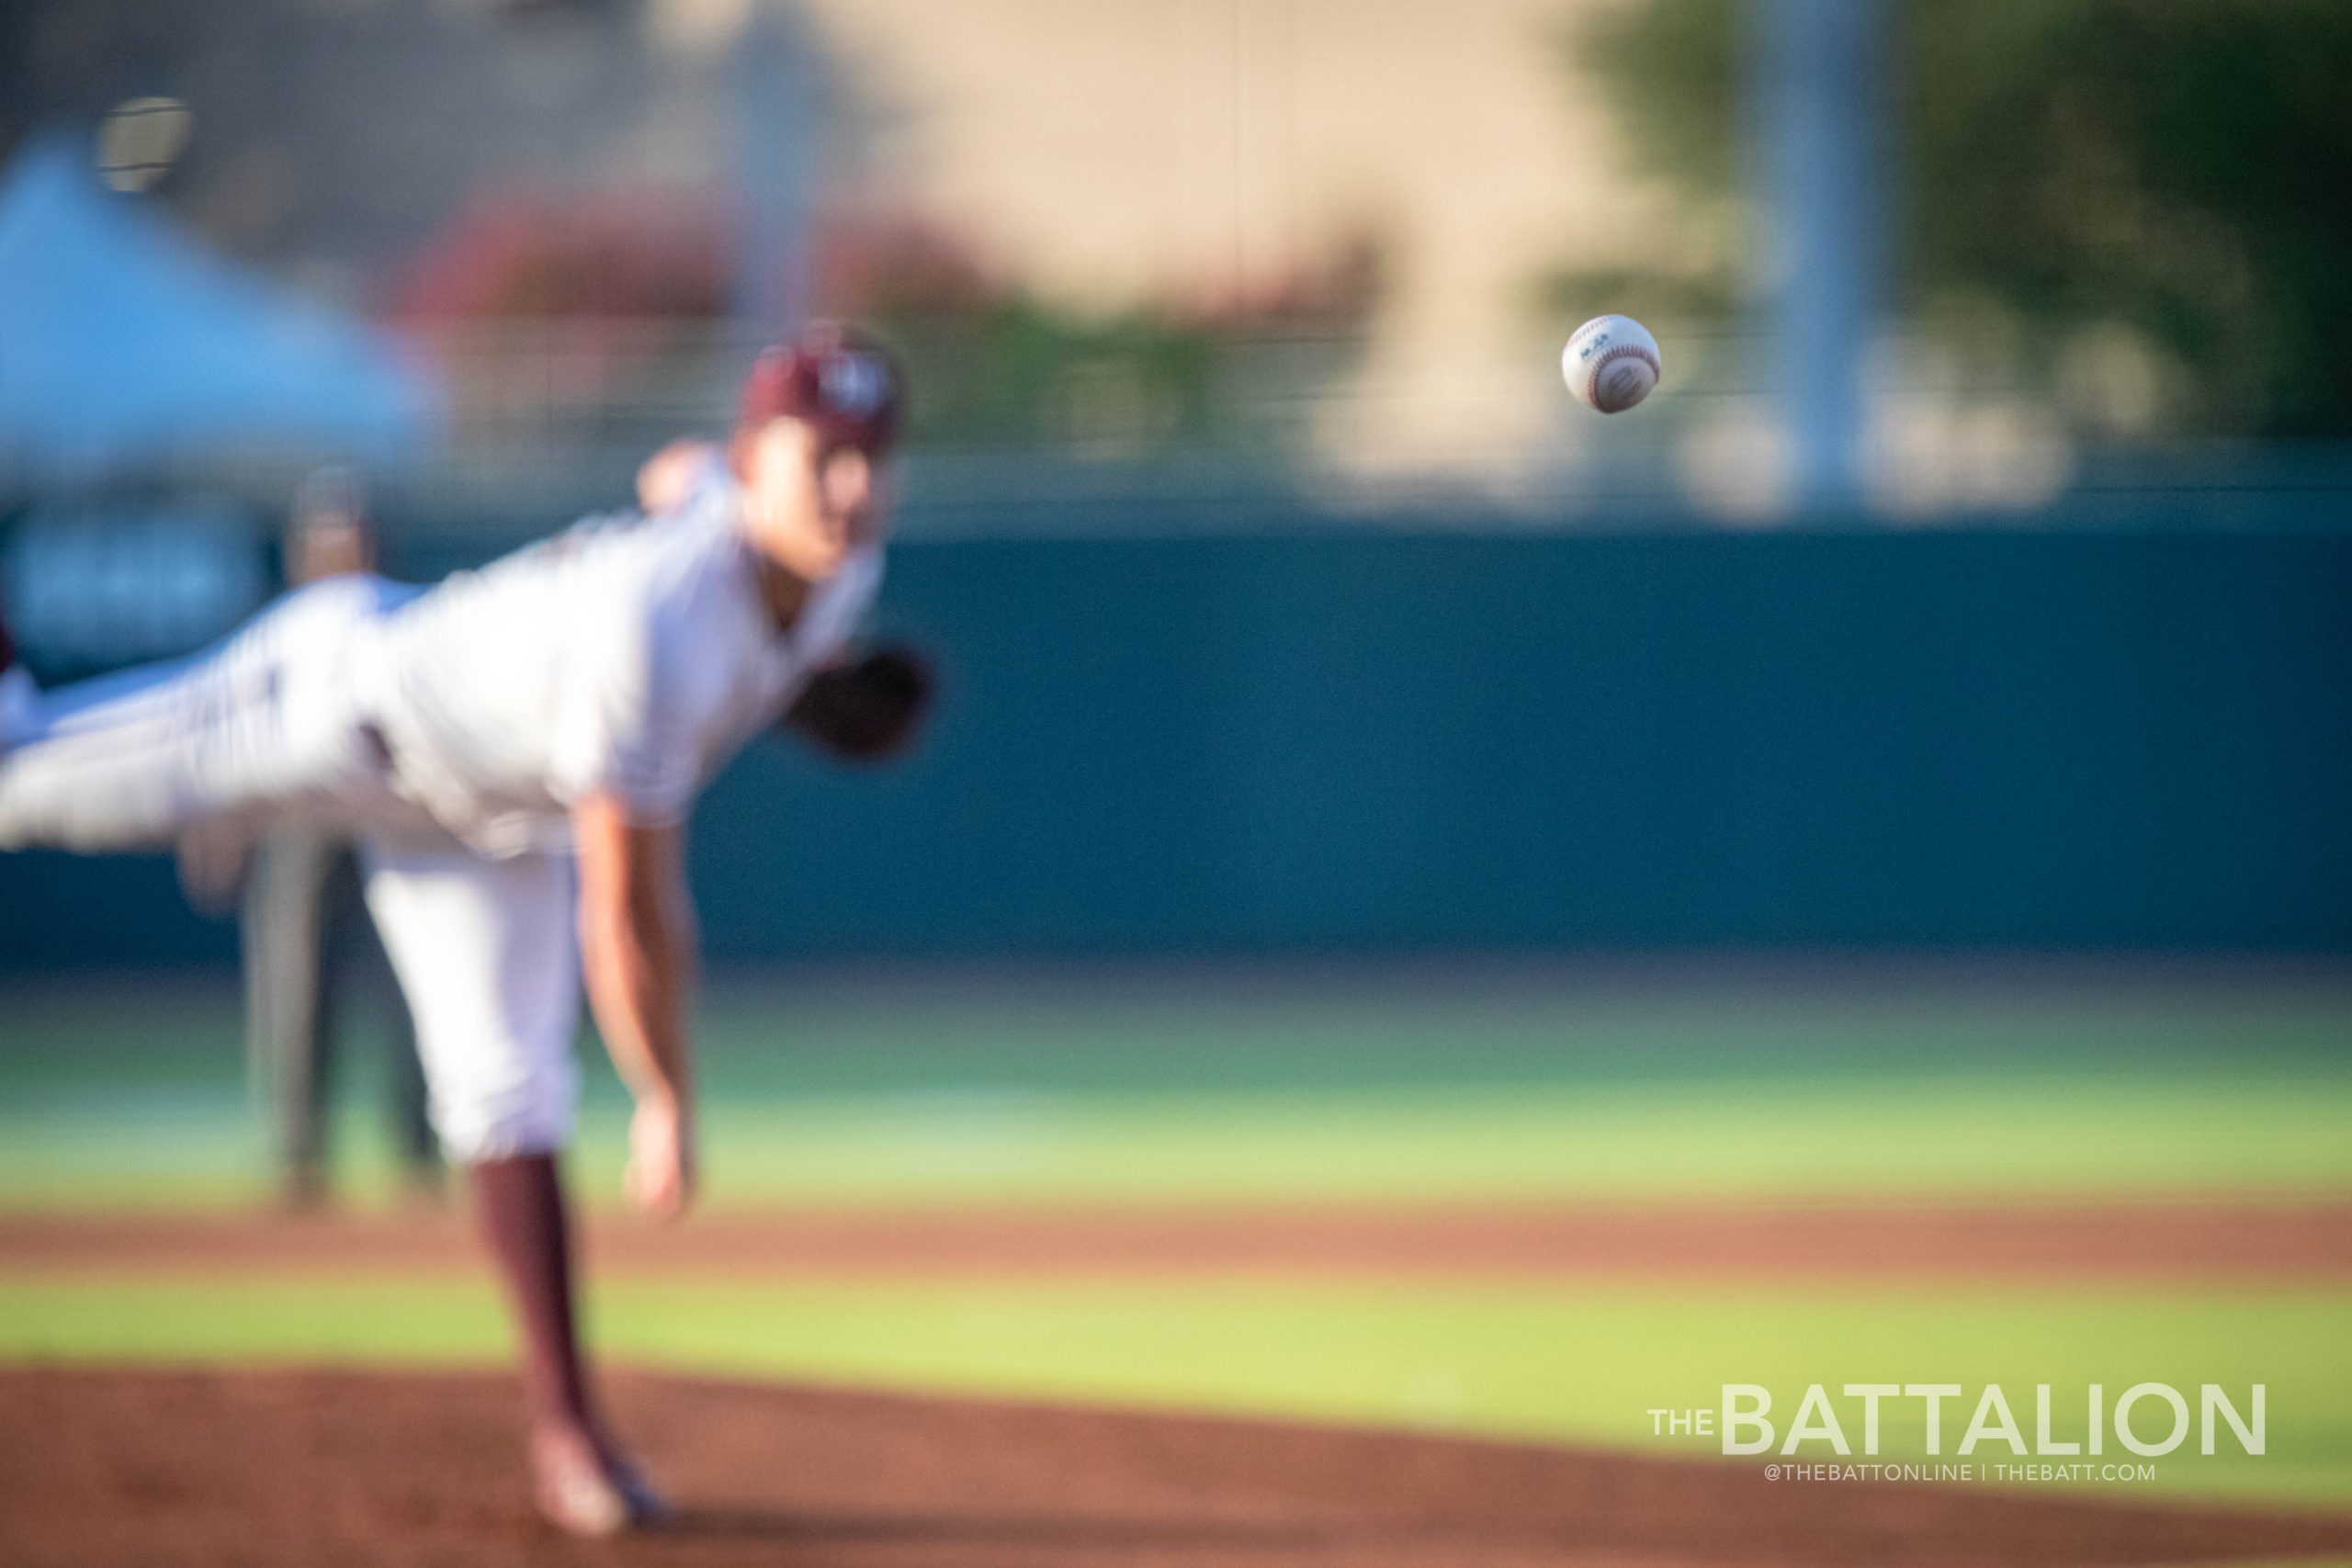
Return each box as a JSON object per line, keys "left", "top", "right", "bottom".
{"left": 0, "top": 324, "right": 929, "bottom": 1536}
{"left": 245, "top": 468, "right": 436, "bottom": 1209}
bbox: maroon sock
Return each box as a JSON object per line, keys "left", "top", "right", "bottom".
{"left": 468, "top": 1153, "right": 595, "bottom": 1433}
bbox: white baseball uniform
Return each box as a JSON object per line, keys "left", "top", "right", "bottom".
{"left": 0, "top": 469, "right": 882, "bottom": 1160}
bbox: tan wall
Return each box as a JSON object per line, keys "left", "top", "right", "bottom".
{"left": 761, "top": 0, "right": 1668, "bottom": 479}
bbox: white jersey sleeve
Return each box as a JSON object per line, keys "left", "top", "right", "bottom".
{"left": 367, "top": 478, "right": 884, "bottom": 854}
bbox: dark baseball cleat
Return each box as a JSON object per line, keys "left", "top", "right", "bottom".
{"left": 602, "top": 1447, "right": 671, "bottom": 1529}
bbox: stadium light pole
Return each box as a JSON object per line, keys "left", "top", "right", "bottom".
{"left": 731, "top": 6, "right": 820, "bottom": 345}
{"left": 1755, "top": 0, "right": 1884, "bottom": 515}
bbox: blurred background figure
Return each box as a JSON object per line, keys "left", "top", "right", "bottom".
{"left": 242, "top": 467, "right": 434, "bottom": 1211}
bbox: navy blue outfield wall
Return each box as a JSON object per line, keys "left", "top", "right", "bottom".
{"left": 3, "top": 523, "right": 2348, "bottom": 966}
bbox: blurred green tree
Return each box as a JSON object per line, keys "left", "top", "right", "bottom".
{"left": 1557, "top": 0, "right": 2352, "bottom": 438}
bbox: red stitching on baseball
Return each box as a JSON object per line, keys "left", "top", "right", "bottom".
{"left": 1586, "top": 342, "right": 1660, "bottom": 402}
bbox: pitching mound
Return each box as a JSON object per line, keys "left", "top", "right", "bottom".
{"left": 3, "top": 1367, "right": 2348, "bottom": 1567}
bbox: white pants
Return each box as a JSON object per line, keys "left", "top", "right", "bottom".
{"left": 362, "top": 842, "right": 581, "bottom": 1162}
{"left": 1, "top": 581, "right": 583, "bottom": 1163}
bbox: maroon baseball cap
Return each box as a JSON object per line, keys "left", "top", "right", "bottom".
{"left": 739, "top": 323, "right": 906, "bottom": 456}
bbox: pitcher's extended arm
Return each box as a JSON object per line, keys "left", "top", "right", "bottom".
{"left": 572, "top": 792, "right": 698, "bottom": 1219}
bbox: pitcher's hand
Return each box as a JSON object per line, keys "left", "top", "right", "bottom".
{"left": 624, "top": 1096, "right": 695, "bottom": 1221}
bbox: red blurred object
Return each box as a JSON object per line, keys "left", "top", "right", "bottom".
{"left": 390, "top": 188, "right": 728, "bottom": 328}
{"left": 807, "top": 212, "right": 1007, "bottom": 321}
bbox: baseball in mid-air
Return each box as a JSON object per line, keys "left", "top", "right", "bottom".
{"left": 1562, "top": 314, "right": 1662, "bottom": 413}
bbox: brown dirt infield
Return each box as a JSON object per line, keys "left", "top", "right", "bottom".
{"left": 8, "top": 1202, "right": 2348, "bottom": 1564}
{"left": 5, "top": 1365, "right": 2351, "bottom": 1568}
{"left": 5, "top": 1197, "right": 2350, "bottom": 1280}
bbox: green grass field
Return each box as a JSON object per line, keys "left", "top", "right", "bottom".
{"left": 3, "top": 961, "right": 2349, "bottom": 1512}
